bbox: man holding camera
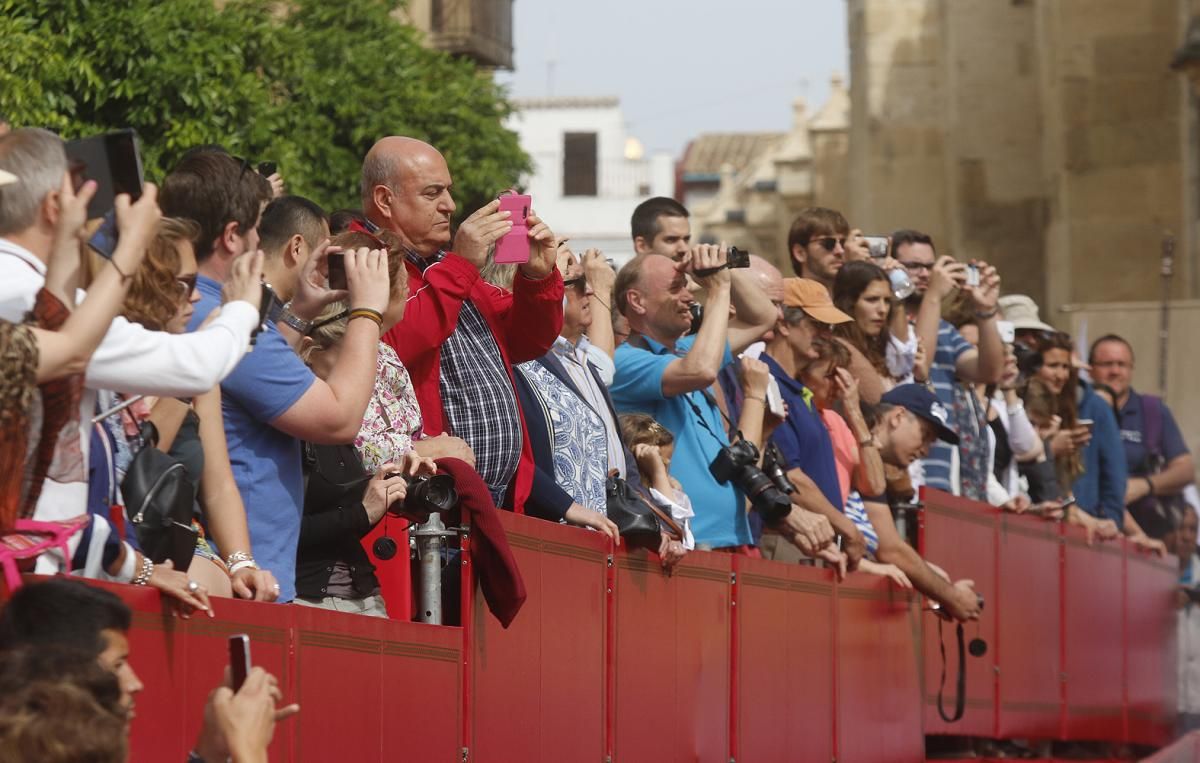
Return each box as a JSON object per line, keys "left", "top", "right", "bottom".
{"left": 610, "top": 246, "right": 779, "bottom": 552}
{"left": 362, "top": 136, "right": 564, "bottom": 513}
{"left": 891, "top": 229, "right": 1004, "bottom": 498}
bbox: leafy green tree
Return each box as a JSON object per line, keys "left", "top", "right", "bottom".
{"left": 0, "top": 0, "right": 528, "bottom": 214}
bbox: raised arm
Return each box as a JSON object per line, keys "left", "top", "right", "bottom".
{"left": 661, "top": 246, "right": 733, "bottom": 397}
{"left": 727, "top": 259, "right": 778, "bottom": 355}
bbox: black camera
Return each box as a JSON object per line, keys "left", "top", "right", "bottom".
{"left": 1013, "top": 341, "right": 1042, "bottom": 382}
{"left": 709, "top": 439, "right": 792, "bottom": 524}
{"left": 762, "top": 442, "right": 794, "bottom": 496}
{"left": 687, "top": 303, "right": 703, "bottom": 336}
{"left": 727, "top": 246, "right": 750, "bottom": 269}
{"left": 929, "top": 592, "right": 985, "bottom": 622}
{"left": 388, "top": 473, "right": 458, "bottom": 524}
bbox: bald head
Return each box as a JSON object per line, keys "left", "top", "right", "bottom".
{"left": 614, "top": 253, "right": 694, "bottom": 344}
{"left": 361, "top": 136, "right": 455, "bottom": 256}
{"left": 748, "top": 254, "right": 784, "bottom": 303}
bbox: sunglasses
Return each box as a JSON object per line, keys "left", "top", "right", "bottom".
{"left": 811, "top": 236, "right": 847, "bottom": 252}
{"left": 176, "top": 273, "right": 198, "bottom": 298}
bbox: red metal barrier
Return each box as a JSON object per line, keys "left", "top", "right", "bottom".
{"left": 732, "top": 554, "right": 836, "bottom": 763}
{"left": 919, "top": 492, "right": 999, "bottom": 738}
{"left": 18, "top": 488, "right": 1178, "bottom": 762}
{"left": 467, "top": 510, "right": 608, "bottom": 762}
{"left": 996, "top": 510, "right": 1063, "bottom": 739}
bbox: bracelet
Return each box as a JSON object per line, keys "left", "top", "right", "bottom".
{"left": 858, "top": 437, "right": 875, "bottom": 447}
{"left": 109, "top": 257, "right": 134, "bottom": 283}
{"left": 229, "top": 560, "right": 260, "bottom": 576}
{"left": 591, "top": 294, "right": 611, "bottom": 310}
{"left": 278, "top": 303, "right": 313, "bottom": 334}
{"left": 132, "top": 555, "right": 154, "bottom": 586}
{"left": 1144, "top": 476, "right": 1155, "bottom": 496}
{"left": 744, "top": 394, "right": 765, "bottom": 403}
{"left": 348, "top": 308, "right": 383, "bottom": 327}
{"left": 225, "top": 550, "right": 255, "bottom": 568}
{"left": 974, "top": 307, "right": 999, "bottom": 320}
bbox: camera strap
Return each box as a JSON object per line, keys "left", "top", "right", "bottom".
{"left": 936, "top": 617, "right": 968, "bottom": 723}
{"left": 628, "top": 332, "right": 742, "bottom": 448}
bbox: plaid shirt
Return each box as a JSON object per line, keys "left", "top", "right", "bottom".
{"left": 412, "top": 251, "right": 523, "bottom": 504}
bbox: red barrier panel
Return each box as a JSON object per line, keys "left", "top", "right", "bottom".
{"left": 995, "top": 510, "right": 1063, "bottom": 739}
{"left": 111, "top": 580, "right": 463, "bottom": 763}
{"left": 919, "top": 491, "right": 1000, "bottom": 737}
{"left": 1061, "top": 527, "right": 1126, "bottom": 741}
{"left": 468, "top": 511, "right": 608, "bottom": 762}
{"left": 1125, "top": 548, "right": 1178, "bottom": 747}
{"left": 732, "top": 554, "right": 836, "bottom": 763}
{"left": 611, "top": 547, "right": 731, "bottom": 762}
{"left": 836, "top": 572, "right": 924, "bottom": 763}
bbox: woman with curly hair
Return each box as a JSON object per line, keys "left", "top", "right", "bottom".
{"left": 96, "top": 218, "right": 280, "bottom": 602}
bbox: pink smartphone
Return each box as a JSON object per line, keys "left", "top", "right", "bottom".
{"left": 494, "top": 193, "right": 531, "bottom": 264}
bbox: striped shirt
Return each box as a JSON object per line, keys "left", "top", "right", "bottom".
{"left": 923, "top": 320, "right": 972, "bottom": 492}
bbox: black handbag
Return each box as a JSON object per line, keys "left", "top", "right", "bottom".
{"left": 122, "top": 421, "right": 198, "bottom": 571}
{"left": 605, "top": 475, "right": 669, "bottom": 550}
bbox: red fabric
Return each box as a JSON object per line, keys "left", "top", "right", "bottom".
{"left": 382, "top": 252, "right": 563, "bottom": 514}
{"left": 436, "top": 456, "right": 526, "bottom": 628}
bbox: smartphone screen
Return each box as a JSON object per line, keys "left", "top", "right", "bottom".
{"left": 87, "top": 210, "right": 119, "bottom": 259}
{"left": 229, "top": 634, "right": 251, "bottom": 691}
{"left": 327, "top": 253, "right": 347, "bottom": 291}
{"left": 64, "top": 129, "right": 144, "bottom": 220}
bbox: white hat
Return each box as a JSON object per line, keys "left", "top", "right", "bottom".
{"left": 998, "top": 294, "right": 1055, "bottom": 333}
{"left": 0, "top": 169, "right": 16, "bottom": 187}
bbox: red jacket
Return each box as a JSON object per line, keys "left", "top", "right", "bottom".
{"left": 382, "top": 252, "right": 563, "bottom": 513}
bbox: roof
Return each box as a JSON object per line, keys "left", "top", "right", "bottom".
{"left": 511, "top": 96, "right": 620, "bottom": 110}
{"left": 680, "top": 132, "right": 782, "bottom": 180}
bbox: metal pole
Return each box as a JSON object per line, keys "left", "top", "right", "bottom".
{"left": 1160, "top": 233, "right": 1176, "bottom": 397}
{"left": 414, "top": 514, "right": 449, "bottom": 625}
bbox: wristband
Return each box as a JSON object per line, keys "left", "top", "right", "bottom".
{"left": 974, "top": 307, "right": 999, "bottom": 320}
{"left": 109, "top": 257, "right": 134, "bottom": 283}
{"left": 229, "top": 560, "right": 260, "bottom": 576}
{"left": 744, "top": 394, "right": 765, "bottom": 403}
{"left": 348, "top": 307, "right": 383, "bottom": 327}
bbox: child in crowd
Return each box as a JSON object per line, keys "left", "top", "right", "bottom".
{"left": 618, "top": 413, "right": 695, "bottom": 551}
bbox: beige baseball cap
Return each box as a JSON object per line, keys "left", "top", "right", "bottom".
{"left": 781, "top": 277, "right": 852, "bottom": 325}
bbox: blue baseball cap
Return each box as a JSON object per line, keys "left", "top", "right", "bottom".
{"left": 881, "top": 384, "right": 959, "bottom": 445}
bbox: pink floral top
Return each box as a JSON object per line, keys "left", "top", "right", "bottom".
{"left": 355, "top": 343, "right": 424, "bottom": 473}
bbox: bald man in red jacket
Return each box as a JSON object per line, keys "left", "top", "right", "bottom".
{"left": 362, "top": 136, "right": 563, "bottom": 513}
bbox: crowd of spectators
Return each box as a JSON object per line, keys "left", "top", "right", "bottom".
{"left": 0, "top": 121, "right": 1197, "bottom": 754}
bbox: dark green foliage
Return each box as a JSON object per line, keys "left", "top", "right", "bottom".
{"left": 0, "top": 0, "right": 529, "bottom": 213}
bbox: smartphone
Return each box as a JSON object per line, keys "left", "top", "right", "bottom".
{"left": 327, "top": 252, "right": 347, "bottom": 291}
{"left": 257, "top": 161, "right": 277, "bottom": 177}
{"left": 863, "top": 235, "right": 890, "bottom": 259}
{"left": 494, "top": 193, "right": 531, "bottom": 264}
{"left": 229, "top": 634, "right": 251, "bottom": 692}
{"left": 87, "top": 210, "right": 119, "bottom": 259}
{"left": 64, "top": 129, "right": 144, "bottom": 220}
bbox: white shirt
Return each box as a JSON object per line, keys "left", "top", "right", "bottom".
{"left": 0, "top": 237, "right": 258, "bottom": 576}
{"left": 554, "top": 336, "right": 627, "bottom": 478}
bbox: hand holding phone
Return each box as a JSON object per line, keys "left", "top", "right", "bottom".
{"left": 493, "top": 192, "right": 531, "bottom": 265}
{"left": 326, "top": 253, "right": 347, "bottom": 291}
{"left": 64, "top": 129, "right": 145, "bottom": 220}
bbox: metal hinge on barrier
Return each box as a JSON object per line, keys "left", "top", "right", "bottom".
{"left": 607, "top": 554, "right": 614, "bottom": 568}
{"left": 730, "top": 572, "right": 736, "bottom": 584}
{"left": 461, "top": 746, "right": 469, "bottom": 762}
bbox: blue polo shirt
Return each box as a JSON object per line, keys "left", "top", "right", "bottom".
{"left": 611, "top": 335, "right": 751, "bottom": 548}
{"left": 1118, "top": 390, "right": 1189, "bottom": 475}
{"left": 188, "top": 276, "right": 315, "bottom": 602}
{"left": 761, "top": 352, "right": 843, "bottom": 511}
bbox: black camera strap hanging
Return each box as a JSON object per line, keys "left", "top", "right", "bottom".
{"left": 936, "top": 616, "right": 968, "bottom": 723}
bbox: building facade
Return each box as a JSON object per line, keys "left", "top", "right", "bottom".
{"left": 505, "top": 97, "right": 675, "bottom": 264}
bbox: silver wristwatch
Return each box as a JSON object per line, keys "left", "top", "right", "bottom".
{"left": 279, "top": 303, "right": 313, "bottom": 334}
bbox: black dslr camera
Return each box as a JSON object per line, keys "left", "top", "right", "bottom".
{"left": 389, "top": 473, "right": 458, "bottom": 524}
{"left": 1013, "top": 342, "right": 1043, "bottom": 383}
{"left": 709, "top": 439, "right": 792, "bottom": 524}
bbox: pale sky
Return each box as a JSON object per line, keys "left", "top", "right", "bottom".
{"left": 496, "top": 0, "right": 849, "bottom": 159}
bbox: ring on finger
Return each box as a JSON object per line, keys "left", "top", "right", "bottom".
{"left": 187, "top": 580, "right": 200, "bottom": 594}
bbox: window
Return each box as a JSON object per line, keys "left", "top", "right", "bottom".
{"left": 563, "top": 132, "right": 598, "bottom": 197}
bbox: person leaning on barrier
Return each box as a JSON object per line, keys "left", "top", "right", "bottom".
{"left": 362, "top": 136, "right": 564, "bottom": 512}
{"left": 610, "top": 246, "right": 778, "bottom": 553}
{"left": 864, "top": 385, "right": 983, "bottom": 621}
{"left": 1090, "top": 334, "right": 1196, "bottom": 540}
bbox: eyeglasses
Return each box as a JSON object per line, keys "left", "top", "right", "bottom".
{"left": 176, "top": 273, "right": 198, "bottom": 298}
{"left": 898, "top": 261, "right": 934, "bottom": 272}
{"left": 810, "top": 237, "right": 847, "bottom": 252}
{"left": 1092, "top": 360, "right": 1132, "bottom": 370}
{"left": 562, "top": 275, "right": 589, "bottom": 294}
